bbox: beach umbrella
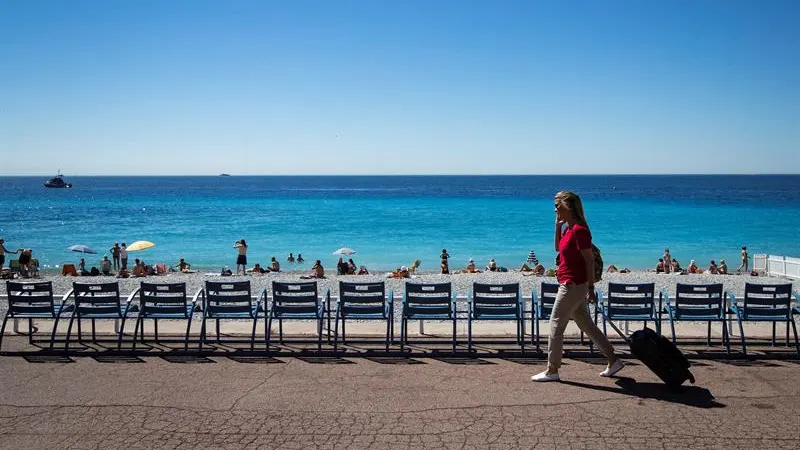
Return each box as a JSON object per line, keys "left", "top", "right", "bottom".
{"left": 526, "top": 250, "right": 539, "bottom": 265}
{"left": 67, "top": 244, "right": 97, "bottom": 254}
{"left": 126, "top": 240, "right": 156, "bottom": 252}
{"left": 332, "top": 247, "right": 357, "bottom": 256}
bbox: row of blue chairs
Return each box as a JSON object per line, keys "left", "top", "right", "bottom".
{"left": 2, "top": 280, "right": 799, "bottom": 355}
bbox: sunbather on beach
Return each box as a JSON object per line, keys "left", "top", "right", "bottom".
{"left": 520, "top": 263, "right": 533, "bottom": 272}
{"left": 175, "top": 258, "right": 192, "bottom": 273}
{"left": 347, "top": 258, "right": 357, "bottom": 275}
{"left": 357, "top": 265, "right": 369, "bottom": 275}
{"left": 271, "top": 256, "right": 280, "bottom": 272}
{"left": 462, "top": 258, "right": 480, "bottom": 274}
{"left": 486, "top": 258, "right": 498, "bottom": 272}
{"left": 336, "top": 257, "right": 348, "bottom": 275}
{"left": 100, "top": 256, "right": 112, "bottom": 275}
{"left": 662, "top": 249, "right": 672, "bottom": 273}
{"left": 310, "top": 260, "right": 325, "bottom": 278}
{"left": 79, "top": 258, "right": 88, "bottom": 276}
{"left": 707, "top": 260, "right": 719, "bottom": 274}
{"left": 18, "top": 248, "right": 33, "bottom": 278}
{"left": 132, "top": 259, "right": 146, "bottom": 277}
{"left": 687, "top": 260, "right": 699, "bottom": 274}
{"left": 718, "top": 259, "right": 728, "bottom": 274}
{"left": 654, "top": 258, "right": 665, "bottom": 273}
{"left": 252, "top": 263, "right": 269, "bottom": 274}
{"left": 390, "top": 266, "right": 410, "bottom": 279}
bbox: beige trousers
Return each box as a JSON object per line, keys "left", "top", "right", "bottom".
{"left": 547, "top": 282, "right": 615, "bottom": 370}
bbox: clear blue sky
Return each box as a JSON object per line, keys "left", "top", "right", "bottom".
{"left": 1, "top": 0, "right": 798, "bottom": 175}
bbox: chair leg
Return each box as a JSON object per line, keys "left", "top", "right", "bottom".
{"left": 199, "top": 316, "right": 206, "bottom": 350}
{"left": 117, "top": 315, "right": 129, "bottom": 350}
{"left": 250, "top": 317, "right": 258, "bottom": 351}
{"left": 184, "top": 318, "right": 192, "bottom": 352}
{"left": 91, "top": 319, "right": 96, "bottom": 342}
{"left": 65, "top": 312, "right": 77, "bottom": 351}
{"left": 132, "top": 316, "right": 143, "bottom": 351}
{"left": 670, "top": 316, "right": 677, "bottom": 344}
{"left": 279, "top": 319, "right": 283, "bottom": 343}
{"left": 77, "top": 318, "right": 82, "bottom": 343}
{"left": 154, "top": 319, "right": 159, "bottom": 344}
{"left": 50, "top": 314, "right": 63, "bottom": 350}
{"left": 342, "top": 319, "right": 347, "bottom": 343}
{"left": 452, "top": 317, "right": 457, "bottom": 353}
{"left": 317, "top": 317, "right": 323, "bottom": 354}
{"left": 400, "top": 318, "right": 406, "bottom": 351}
{"left": 265, "top": 315, "right": 273, "bottom": 352}
{"left": 722, "top": 320, "right": 730, "bottom": 356}
{"left": 216, "top": 319, "right": 220, "bottom": 343}
{"left": 333, "top": 314, "right": 340, "bottom": 353}
{"left": 786, "top": 321, "right": 790, "bottom": 347}
{"left": 535, "top": 318, "right": 540, "bottom": 352}
{"left": 467, "top": 318, "right": 472, "bottom": 353}
{"left": 772, "top": 322, "right": 776, "bottom": 346}
{"left": 0, "top": 314, "right": 10, "bottom": 351}
{"left": 385, "top": 318, "right": 391, "bottom": 353}
{"left": 28, "top": 319, "right": 34, "bottom": 344}
{"left": 707, "top": 321, "right": 711, "bottom": 347}
{"left": 520, "top": 318, "right": 525, "bottom": 351}
{"left": 791, "top": 320, "right": 799, "bottom": 356}
{"left": 737, "top": 318, "right": 746, "bottom": 355}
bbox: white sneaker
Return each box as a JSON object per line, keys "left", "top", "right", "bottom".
{"left": 531, "top": 371, "right": 560, "bottom": 382}
{"left": 600, "top": 359, "right": 625, "bottom": 378}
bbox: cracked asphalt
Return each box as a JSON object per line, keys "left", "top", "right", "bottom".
{"left": 0, "top": 353, "right": 798, "bottom": 449}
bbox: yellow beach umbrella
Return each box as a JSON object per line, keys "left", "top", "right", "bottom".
{"left": 126, "top": 240, "right": 156, "bottom": 252}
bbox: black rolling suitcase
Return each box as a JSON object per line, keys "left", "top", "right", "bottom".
{"left": 601, "top": 311, "right": 695, "bottom": 388}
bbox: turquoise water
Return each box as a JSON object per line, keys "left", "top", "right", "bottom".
{"left": 1, "top": 175, "right": 799, "bottom": 272}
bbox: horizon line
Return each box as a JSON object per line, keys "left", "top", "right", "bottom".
{"left": 3, "top": 173, "right": 800, "bottom": 177}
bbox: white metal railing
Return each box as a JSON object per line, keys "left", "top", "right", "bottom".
{"left": 760, "top": 254, "right": 800, "bottom": 279}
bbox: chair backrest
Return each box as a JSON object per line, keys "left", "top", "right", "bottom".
{"left": 742, "top": 283, "right": 793, "bottom": 319}
{"left": 5, "top": 281, "right": 55, "bottom": 316}
{"left": 271, "top": 281, "right": 320, "bottom": 315}
{"left": 606, "top": 283, "right": 656, "bottom": 317}
{"left": 472, "top": 282, "right": 521, "bottom": 317}
{"left": 404, "top": 282, "right": 452, "bottom": 306}
{"left": 205, "top": 281, "right": 253, "bottom": 315}
{"left": 139, "top": 282, "right": 189, "bottom": 316}
{"left": 339, "top": 281, "right": 386, "bottom": 306}
{"left": 673, "top": 283, "right": 724, "bottom": 318}
{"left": 73, "top": 282, "right": 122, "bottom": 316}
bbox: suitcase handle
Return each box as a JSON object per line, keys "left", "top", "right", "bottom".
{"left": 597, "top": 307, "right": 631, "bottom": 344}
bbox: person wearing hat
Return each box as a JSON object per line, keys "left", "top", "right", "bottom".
{"left": 718, "top": 259, "right": 728, "bottom": 275}
{"left": 465, "top": 258, "right": 479, "bottom": 273}
{"left": 486, "top": 258, "right": 498, "bottom": 272}
{"left": 687, "top": 259, "right": 699, "bottom": 274}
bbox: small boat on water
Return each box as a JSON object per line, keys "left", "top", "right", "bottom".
{"left": 44, "top": 171, "right": 72, "bottom": 188}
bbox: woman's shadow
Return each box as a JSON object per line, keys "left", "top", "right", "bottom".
{"left": 560, "top": 377, "right": 725, "bottom": 408}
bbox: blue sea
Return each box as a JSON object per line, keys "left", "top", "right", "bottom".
{"left": 2, "top": 175, "right": 799, "bottom": 273}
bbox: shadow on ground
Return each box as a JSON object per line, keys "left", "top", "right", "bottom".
{"left": 560, "top": 377, "right": 725, "bottom": 409}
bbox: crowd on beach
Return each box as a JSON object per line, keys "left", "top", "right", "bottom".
{"left": 648, "top": 246, "right": 754, "bottom": 276}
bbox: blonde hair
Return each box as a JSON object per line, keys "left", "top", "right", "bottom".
{"left": 555, "top": 190, "right": 589, "bottom": 228}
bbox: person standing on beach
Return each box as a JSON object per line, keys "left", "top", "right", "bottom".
{"left": 120, "top": 243, "right": 129, "bottom": 270}
{"left": 532, "top": 191, "right": 623, "bottom": 382}
{"left": 234, "top": 239, "right": 248, "bottom": 275}
{"left": 662, "top": 249, "right": 672, "bottom": 274}
{"left": 440, "top": 249, "right": 450, "bottom": 274}
{"left": 0, "top": 239, "right": 20, "bottom": 270}
{"left": 109, "top": 243, "right": 121, "bottom": 271}
{"left": 737, "top": 246, "right": 749, "bottom": 273}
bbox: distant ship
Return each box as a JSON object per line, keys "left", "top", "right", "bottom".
{"left": 44, "top": 171, "right": 72, "bottom": 188}
{"left": 219, "top": 173, "right": 231, "bottom": 177}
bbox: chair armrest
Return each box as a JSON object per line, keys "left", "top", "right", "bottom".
{"left": 320, "top": 290, "right": 330, "bottom": 315}
{"left": 660, "top": 290, "right": 670, "bottom": 309}
{"left": 58, "top": 288, "right": 75, "bottom": 306}
{"left": 255, "top": 289, "right": 267, "bottom": 313}
{"left": 596, "top": 290, "right": 605, "bottom": 307}
{"left": 725, "top": 290, "right": 738, "bottom": 310}
{"left": 191, "top": 288, "right": 205, "bottom": 313}
{"left": 385, "top": 290, "right": 394, "bottom": 316}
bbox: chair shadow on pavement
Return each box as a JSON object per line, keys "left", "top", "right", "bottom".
{"left": 560, "top": 377, "right": 725, "bottom": 409}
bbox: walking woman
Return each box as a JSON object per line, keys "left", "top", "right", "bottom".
{"left": 532, "top": 191, "right": 624, "bottom": 382}
{"left": 234, "top": 239, "right": 248, "bottom": 275}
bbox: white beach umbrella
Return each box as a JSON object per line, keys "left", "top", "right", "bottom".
{"left": 332, "top": 247, "right": 357, "bottom": 256}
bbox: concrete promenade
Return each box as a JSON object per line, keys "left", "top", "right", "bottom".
{"left": 0, "top": 332, "right": 799, "bottom": 449}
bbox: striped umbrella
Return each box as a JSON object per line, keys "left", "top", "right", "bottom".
{"left": 526, "top": 250, "right": 539, "bottom": 265}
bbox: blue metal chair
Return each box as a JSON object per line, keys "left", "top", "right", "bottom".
{"left": 334, "top": 281, "right": 393, "bottom": 352}
{"left": 267, "top": 281, "right": 327, "bottom": 353}
{"left": 533, "top": 282, "right": 592, "bottom": 352}
{"left": 64, "top": 282, "right": 138, "bottom": 350}
{"left": 1, "top": 281, "right": 74, "bottom": 350}
{"left": 728, "top": 283, "right": 799, "bottom": 355}
{"left": 400, "top": 282, "right": 456, "bottom": 352}
{"left": 132, "top": 282, "right": 200, "bottom": 351}
{"left": 599, "top": 282, "right": 659, "bottom": 336}
{"left": 199, "top": 281, "right": 265, "bottom": 350}
{"left": 467, "top": 282, "right": 524, "bottom": 352}
{"left": 663, "top": 283, "right": 730, "bottom": 354}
